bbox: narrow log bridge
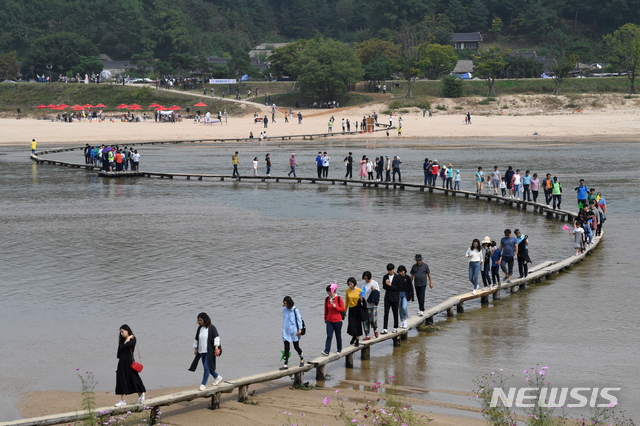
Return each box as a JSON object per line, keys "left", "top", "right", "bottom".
{"left": 10, "top": 147, "right": 600, "bottom": 426}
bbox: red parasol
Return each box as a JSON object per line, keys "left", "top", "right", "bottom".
{"left": 35, "top": 104, "right": 48, "bottom": 109}
{"left": 115, "top": 104, "right": 129, "bottom": 109}
{"left": 46, "top": 104, "right": 56, "bottom": 109}
{"left": 154, "top": 107, "right": 166, "bottom": 111}
{"left": 148, "top": 103, "right": 161, "bottom": 108}
{"left": 129, "top": 105, "right": 143, "bottom": 110}
{"left": 58, "top": 104, "right": 70, "bottom": 108}
{"left": 83, "top": 104, "right": 93, "bottom": 108}
{"left": 193, "top": 102, "right": 208, "bottom": 107}
{"left": 71, "top": 105, "right": 85, "bottom": 111}
{"left": 94, "top": 103, "right": 107, "bottom": 108}
{"left": 168, "top": 105, "right": 182, "bottom": 110}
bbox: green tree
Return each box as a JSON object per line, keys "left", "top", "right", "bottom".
{"left": 473, "top": 47, "right": 507, "bottom": 96}
{"left": 549, "top": 53, "right": 579, "bottom": 95}
{"left": 227, "top": 49, "right": 255, "bottom": 80}
{"left": 363, "top": 54, "right": 392, "bottom": 90}
{"left": 0, "top": 51, "right": 19, "bottom": 80}
{"left": 268, "top": 40, "right": 309, "bottom": 79}
{"left": 604, "top": 23, "right": 640, "bottom": 93}
{"left": 20, "top": 32, "right": 98, "bottom": 76}
{"left": 169, "top": 53, "right": 198, "bottom": 76}
{"left": 396, "top": 23, "right": 425, "bottom": 98}
{"left": 131, "top": 52, "right": 155, "bottom": 77}
{"left": 441, "top": 74, "right": 464, "bottom": 97}
{"left": 296, "top": 36, "right": 363, "bottom": 100}
{"left": 417, "top": 43, "right": 457, "bottom": 80}
{"left": 71, "top": 56, "right": 104, "bottom": 77}
{"left": 354, "top": 38, "right": 398, "bottom": 65}
{"left": 466, "top": 0, "right": 489, "bottom": 31}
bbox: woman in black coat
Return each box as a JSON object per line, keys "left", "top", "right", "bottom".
{"left": 193, "top": 312, "right": 222, "bottom": 391}
{"left": 115, "top": 324, "right": 146, "bottom": 407}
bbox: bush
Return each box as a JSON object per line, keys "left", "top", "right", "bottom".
{"left": 441, "top": 75, "right": 464, "bottom": 98}
{"left": 436, "top": 104, "right": 448, "bottom": 111}
{"left": 478, "top": 97, "right": 496, "bottom": 105}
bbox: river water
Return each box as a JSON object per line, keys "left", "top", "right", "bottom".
{"left": 0, "top": 140, "right": 637, "bottom": 422}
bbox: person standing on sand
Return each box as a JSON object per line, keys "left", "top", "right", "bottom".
{"left": 232, "top": 152, "right": 240, "bottom": 177}
{"left": 31, "top": 139, "right": 37, "bottom": 155}
{"left": 288, "top": 153, "right": 298, "bottom": 177}
{"left": 467, "top": 112, "right": 472, "bottom": 124}
{"left": 114, "top": 325, "right": 145, "bottom": 406}
{"left": 280, "top": 296, "right": 304, "bottom": 370}
{"left": 192, "top": 312, "right": 223, "bottom": 391}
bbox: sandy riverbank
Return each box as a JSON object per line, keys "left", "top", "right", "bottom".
{"left": 2, "top": 95, "right": 640, "bottom": 147}
{"left": 16, "top": 379, "right": 487, "bottom": 426}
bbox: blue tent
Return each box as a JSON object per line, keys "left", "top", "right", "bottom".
{"left": 541, "top": 73, "right": 552, "bottom": 78}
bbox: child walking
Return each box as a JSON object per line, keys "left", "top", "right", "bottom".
{"left": 491, "top": 242, "right": 501, "bottom": 287}
{"left": 252, "top": 157, "right": 259, "bottom": 176}
{"left": 570, "top": 220, "right": 585, "bottom": 256}
{"left": 454, "top": 170, "right": 461, "bottom": 190}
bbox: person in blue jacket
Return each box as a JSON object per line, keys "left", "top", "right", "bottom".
{"left": 280, "top": 296, "right": 304, "bottom": 370}
{"left": 575, "top": 179, "right": 589, "bottom": 209}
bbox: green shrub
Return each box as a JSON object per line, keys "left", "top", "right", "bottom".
{"left": 436, "top": 104, "right": 448, "bottom": 111}
{"left": 478, "top": 97, "right": 496, "bottom": 105}
{"left": 441, "top": 75, "right": 464, "bottom": 98}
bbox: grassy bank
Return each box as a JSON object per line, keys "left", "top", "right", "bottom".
{"left": 250, "top": 92, "right": 373, "bottom": 108}
{"left": 384, "top": 76, "right": 634, "bottom": 98}
{"left": 0, "top": 83, "right": 244, "bottom": 115}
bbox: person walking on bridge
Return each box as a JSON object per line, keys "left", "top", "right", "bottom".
{"left": 280, "top": 296, "right": 304, "bottom": 370}
{"left": 410, "top": 254, "right": 433, "bottom": 316}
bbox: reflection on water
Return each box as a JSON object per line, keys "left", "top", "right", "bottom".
{"left": 0, "top": 141, "right": 637, "bottom": 421}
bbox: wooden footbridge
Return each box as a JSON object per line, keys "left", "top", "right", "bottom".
{"left": 8, "top": 145, "right": 599, "bottom": 426}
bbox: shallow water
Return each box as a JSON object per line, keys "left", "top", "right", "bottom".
{"left": 0, "top": 140, "right": 637, "bottom": 421}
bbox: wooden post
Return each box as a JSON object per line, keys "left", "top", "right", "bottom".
{"left": 345, "top": 353, "right": 354, "bottom": 368}
{"left": 392, "top": 336, "right": 401, "bottom": 347}
{"left": 481, "top": 295, "right": 489, "bottom": 304}
{"left": 210, "top": 392, "right": 221, "bottom": 410}
{"left": 198, "top": 176, "right": 203, "bottom": 181}
{"left": 361, "top": 346, "right": 370, "bottom": 360}
{"left": 186, "top": 176, "right": 190, "bottom": 180}
{"left": 457, "top": 301, "right": 464, "bottom": 313}
{"left": 294, "top": 371, "right": 303, "bottom": 386}
{"left": 492, "top": 289, "right": 500, "bottom": 300}
{"left": 316, "top": 365, "right": 326, "bottom": 380}
{"left": 400, "top": 333, "right": 408, "bottom": 341}
{"left": 519, "top": 283, "right": 526, "bottom": 290}
{"left": 220, "top": 177, "right": 224, "bottom": 181}
{"left": 276, "top": 178, "right": 280, "bottom": 182}
{"left": 447, "top": 306, "right": 455, "bottom": 317}
{"left": 425, "top": 316, "right": 434, "bottom": 325}
{"left": 238, "top": 385, "right": 249, "bottom": 402}
{"left": 420, "top": 187, "right": 424, "bottom": 192}
{"left": 510, "top": 285, "right": 518, "bottom": 293}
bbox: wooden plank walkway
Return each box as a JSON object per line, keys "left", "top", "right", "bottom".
{"left": 11, "top": 146, "right": 601, "bottom": 426}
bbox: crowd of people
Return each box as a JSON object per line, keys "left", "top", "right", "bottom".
{"left": 84, "top": 144, "right": 140, "bottom": 171}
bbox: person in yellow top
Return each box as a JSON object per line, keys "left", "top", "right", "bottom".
{"left": 30, "top": 139, "right": 37, "bottom": 154}
{"left": 345, "top": 277, "right": 363, "bottom": 347}
{"left": 231, "top": 151, "right": 239, "bottom": 177}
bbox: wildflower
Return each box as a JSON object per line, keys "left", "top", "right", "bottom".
{"left": 335, "top": 389, "right": 340, "bottom": 393}
{"left": 323, "top": 397, "right": 330, "bottom": 405}
{"left": 539, "top": 371, "right": 546, "bottom": 375}
{"left": 351, "top": 419, "right": 358, "bottom": 422}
